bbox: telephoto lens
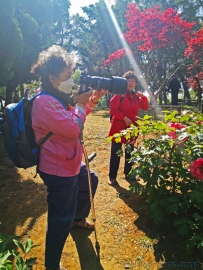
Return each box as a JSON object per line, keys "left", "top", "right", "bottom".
{"left": 79, "top": 72, "right": 127, "bottom": 95}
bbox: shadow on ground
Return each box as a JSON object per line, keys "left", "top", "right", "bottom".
{"left": 0, "top": 137, "right": 47, "bottom": 239}
{"left": 70, "top": 229, "right": 104, "bottom": 270}
{"left": 111, "top": 179, "right": 203, "bottom": 270}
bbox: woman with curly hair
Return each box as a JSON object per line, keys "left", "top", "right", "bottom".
{"left": 31, "top": 45, "right": 106, "bottom": 270}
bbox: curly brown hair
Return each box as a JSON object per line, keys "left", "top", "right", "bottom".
{"left": 30, "top": 45, "right": 76, "bottom": 89}
{"left": 122, "top": 71, "right": 138, "bottom": 83}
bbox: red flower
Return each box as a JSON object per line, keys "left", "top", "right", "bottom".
{"left": 168, "top": 131, "right": 177, "bottom": 139}
{"left": 169, "top": 122, "right": 185, "bottom": 130}
{"left": 168, "top": 122, "right": 186, "bottom": 140}
{"left": 189, "top": 158, "right": 203, "bottom": 180}
{"left": 198, "top": 120, "right": 201, "bottom": 125}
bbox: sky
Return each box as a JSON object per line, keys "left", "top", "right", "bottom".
{"left": 69, "top": 0, "right": 115, "bottom": 16}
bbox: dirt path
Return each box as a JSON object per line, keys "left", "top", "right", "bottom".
{"left": 0, "top": 109, "right": 202, "bottom": 270}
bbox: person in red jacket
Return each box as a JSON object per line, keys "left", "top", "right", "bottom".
{"left": 108, "top": 71, "right": 149, "bottom": 185}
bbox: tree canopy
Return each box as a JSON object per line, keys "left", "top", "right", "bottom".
{"left": 0, "top": 0, "right": 203, "bottom": 104}
{"left": 0, "top": 0, "right": 71, "bottom": 104}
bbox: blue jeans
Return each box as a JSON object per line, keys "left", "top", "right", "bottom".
{"left": 39, "top": 162, "right": 98, "bottom": 269}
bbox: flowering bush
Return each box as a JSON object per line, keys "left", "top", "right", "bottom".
{"left": 189, "top": 158, "right": 203, "bottom": 180}
{"left": 109, "top": 110, "right": 203, "bottom": 253}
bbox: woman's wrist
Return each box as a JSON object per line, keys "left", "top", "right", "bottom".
{"left": 88, "top": 98, "right": 97, "bottom": 108}
{"left": 75, "top": 103, "right": 86, "bottom": 110}
{"left": 90, "top": 96, "right": 99, "bottom": 104}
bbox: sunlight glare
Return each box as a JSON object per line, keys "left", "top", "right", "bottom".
{"left": 103, "top": 0, "right": 160, "bottom": 112}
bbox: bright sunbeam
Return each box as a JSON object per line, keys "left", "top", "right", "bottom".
{"left": 104, "top": 0, "right": 160, "bottom": 112}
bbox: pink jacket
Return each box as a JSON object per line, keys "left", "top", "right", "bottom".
{"left": 32, "top": 94, "right": 93, "bottom": 177}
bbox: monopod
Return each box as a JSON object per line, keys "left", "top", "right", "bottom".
{"left": 81, "top": 141, "right": 100, "bottom": 259}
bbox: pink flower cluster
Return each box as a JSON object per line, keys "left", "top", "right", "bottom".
{"left": 169, "top": 123, "right": 185, "bottom": 129}
{"left": 189, "top": 158, "right": 203, "bottom": 181}
{"left": 168, "top": 122, "right": 185, "bottom": 140}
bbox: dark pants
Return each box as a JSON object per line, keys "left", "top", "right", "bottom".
{"left": 171, "top": 90, "right": 179, "bottom": 105}
{"left": 109, "top": 141, "right": 134, "bottom": 179}
{"left": 39, "top": 162, "right": 98, "bottom": 269}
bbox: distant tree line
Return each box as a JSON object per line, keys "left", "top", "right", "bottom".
{"left": 0, "top": 0, "right": 202, "bottom": 104}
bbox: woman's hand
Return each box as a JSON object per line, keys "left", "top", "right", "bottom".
{"left": 76, "top": 90, "right": 92, "bottom": 105}
{"left": 91, "top": 89, "right": 108, "bottom": 103}
{"left": 136, "top": 91, "right": 144, "bottom": 98}
{"left": 124, "top": 116, "right": 132, "bottom": 126}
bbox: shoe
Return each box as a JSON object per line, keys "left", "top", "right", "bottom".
{"left": 72, "top": 218, "right": 94, "bottom": 229}
{"left": 108, "top": 178, "right": 117, "bottom": 186}
{"left": 125, "top": 174, "right": 136, "bottom": 181}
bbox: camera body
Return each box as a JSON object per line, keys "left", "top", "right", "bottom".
{"left": 79, "top": 71, "right": 127, "bottom": 95}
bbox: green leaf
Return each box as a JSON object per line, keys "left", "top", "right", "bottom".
{"left": 155, "top": 121, "right": 167, "bottom": 130}
{"left": 167, "top": 197, "right": 180, "bottom": 203}
{"left": 150, "top": 209, "right": 164, "bottom": 224}
{"left": 159, "top": 198, "right": 169, "bottom": 208}
{"left": 186, "top": 219, "right": 196, "bottom": 228}
{"left": 106, "top": 136, "right": 113, "bottom": 143}
{"left": 12, "top": 250, "right": 24, "bottom": 265}
{"left": 0, "top": 250, "right": 11, "bottom": 265}
{"left": 173, "top": 219, "right": 185, "bottom": 226}
{"left": 115, "top": 137, "right": 121, "bottom": 143}
{"left": 15, "top": 263, "right": 25, "bottom": 270}
{"left": 191, "top": 234, "right": 203, "bottom": 241}
{"left": 193, "top": 213, "right": 203, "bottom": 221}
{"left": 24, "top": 239, "right": 33, "bottom": 254}
{"left": 166, "top": 203, "right": 179, "bottom": 214}
{"left": 154, "top": 212, "right": 164, "bottom": 224}
{"left": 125, "top": 144, "right": 132, "bottom": 153}
{"left": 143, "top": 115, "right": 152, "bottom": 120}
{"left": 0, "top": 235, "right": 20, "bottom": 253}
{"left": 149, "top": 202, "right": 158, "bottom": 211}
{"left": 151, "top": 167, "right": 160, "bottom": 183}
{"left": 178, "top": 223, "right": 188, "bottom": 236}
{"left": 25, "top": 257, "right": 37, "bottom": 266}
{"left": 13, "top": 239, "right": 25, "bottom": 253}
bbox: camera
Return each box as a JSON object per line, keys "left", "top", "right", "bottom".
{"left": 79, "top": 71, "right": 127, "bottom": 95}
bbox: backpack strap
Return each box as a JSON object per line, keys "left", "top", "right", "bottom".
{"left": 38, "top": 131, "right": 53, "bottom": 147}
{"left": 32, "top": 90, "right": 67, "bottom": 147}
{"left": 36, "top": 91, "right": 66, "bottom": 108}
{"left": 110, "top": 95, "right": 124, "bottom": 122}
{"left": 120, "top": 96, "right": 124, "bottom": 103}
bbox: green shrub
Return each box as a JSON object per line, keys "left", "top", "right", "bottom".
{"left": 0, "top": 234, "right": 38, "bottom": 269}
{"left": 108, "top": 110, "right": 203, "bottom": 253}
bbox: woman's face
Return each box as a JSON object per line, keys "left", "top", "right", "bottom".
{"left": 127, "top": 78, "right": 136, "bottom": 92}
{"left": 58, "top": 66, "right": 72, "bottom": 82}
{"left": 50, "top": 66, "right": 72, "bottom": 89}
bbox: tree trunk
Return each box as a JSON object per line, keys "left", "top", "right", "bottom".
{"left": 159, "top": 92, "right": 163, "bottom": 105}
{"left": 178, "top": 70, "right": 191, "bottom": 105}
{"left": 163, "top": 88, "right": 168, "bottom": 105}
{"left": 5, "top": 83, "right": 15, "bottom": 106}
{"left": 20, "top": 83, "right": 24, "bottom": 99}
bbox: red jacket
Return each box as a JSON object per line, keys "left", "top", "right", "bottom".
{"left": 109, "top": 92, "right": 149, "bottom": 143}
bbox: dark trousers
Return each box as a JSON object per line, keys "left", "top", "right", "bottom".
{"left": 109, "top": 141, "right": 134, "bottom": 179}
{"left": 171, "top": 90, "right": 179, "bottom": 105}
{"left": 39, "top": 162, "right": 98, "bottom": 269}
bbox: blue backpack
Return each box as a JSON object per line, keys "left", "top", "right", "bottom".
{"left": 2, "top": 91, "right": 64, "bottom": 169}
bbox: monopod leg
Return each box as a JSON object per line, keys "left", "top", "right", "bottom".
{"left": 82, "top": 143, "right": 100, "bottom": 259}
